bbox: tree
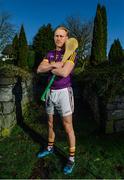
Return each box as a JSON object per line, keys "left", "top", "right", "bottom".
{"left": 108, "top": 39, "right": 123, "bottom": 64}
{"left": 33, "top": 23, "right": 54, "bottom": 69}
{"left": 65, "top": 16, "right": 93, "bottom": 66}
{"left": 2, "top": 44, "right": 13, "bottom": 57}
{"left": 27, "top": 46, "right": 35, "bottom": 70}
{"left": 12, "top": 34, "right": 19, "bottom": 65}
{"left": 18, "top": 25, "right": 28, "bottom": 69}
{"left": 101, "top": 5, "right": 107, "bottom": 60}
{"left": 90, "top": 4, "right": 107, "bottom": 65}
{"left": 0, "top": 12, "right": 15, "bottom": 52}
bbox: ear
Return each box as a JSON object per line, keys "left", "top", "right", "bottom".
{"left": 65, "top": 36, "right": 69, "bottom": 41}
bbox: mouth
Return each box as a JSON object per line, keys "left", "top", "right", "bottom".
{"left": 56, "top": 41, "right": 61, "bottom": 44}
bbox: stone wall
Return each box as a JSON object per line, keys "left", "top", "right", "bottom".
{"left": 106, "top": 95, "right": 124, "bottom": 133}
{"left": 81, "top": 83, "right": 124, "bottom": 134}
{"left": 0, "top": 76, "right": 16, "bottom": 137}
{"left": 1, "top": 71, "right": 124, "bottom": 135}
{"left": 0, "top": 75, "right": 32, "bottom": 137}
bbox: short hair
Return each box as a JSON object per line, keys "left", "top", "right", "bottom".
{"left": 54, "top": 26, "right": 70, "bottom": 37}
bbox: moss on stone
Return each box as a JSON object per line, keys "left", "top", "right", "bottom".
{"left": 105, "top": 120, "right": 114, "bottom": 134}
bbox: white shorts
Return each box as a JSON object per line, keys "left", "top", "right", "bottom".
{"left": 45, "top": 87, "right": 74, "bottom": 117}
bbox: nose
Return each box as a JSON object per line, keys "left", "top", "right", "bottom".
{"left": 57, "top": 36, "right": 61, "bottom": 40}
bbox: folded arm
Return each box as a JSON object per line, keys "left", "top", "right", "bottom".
{"left": 37, "top": 56, "right": 75, "bottom": 77}
{"left": 37, "top": 59, "right": 53, "bottom": 73}
{"left": 51, "top": 61, "right": 75, "bottom": 78}
{"left": 37, "top": 59, "right": 63, "bottom": 73}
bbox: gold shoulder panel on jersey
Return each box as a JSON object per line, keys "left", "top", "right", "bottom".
{"left": 65, "top": 60, "right": 75, "bottom": 64}
{"left": 65, "top": 52, "right": 77, "bottom": 64}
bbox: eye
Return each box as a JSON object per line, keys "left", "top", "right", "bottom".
{"left": 60, "top": 35, "right": 64, "bottom": 38}
{"left": 55, "top": 35, "right": 66, "bottom": 38}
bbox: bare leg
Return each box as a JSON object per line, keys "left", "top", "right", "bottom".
{"left": 37, "top": 114, "right": 55, "bottom": 158}
{"left": 63, "top": 114, "right": 76, "bottom": 174}
{"left": 62, "top": 114, "right": 75, "bottom": 148}
{"left": 48, "top": 114, "right": 55, "bottom": 143}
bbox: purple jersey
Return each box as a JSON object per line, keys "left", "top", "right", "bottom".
{"left": 45, "top": 49, "right": 77, "bottom": 90}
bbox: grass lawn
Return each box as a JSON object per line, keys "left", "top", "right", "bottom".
{"left": 1, "top": 100, "right": 124, "bottom": 179}
{"left": 0, "top": 125, "right": 40, "bottom": 179}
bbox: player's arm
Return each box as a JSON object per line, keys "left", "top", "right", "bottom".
{"left": 51, "top": 53, "right": 76, "bottom": 77}
{"left": 37, "top": 59, "right": 53, "bottom": 73}
{"left": 37, "top": 59, "right": 64, "bottom": 73}
{"left": 51, "top": 61, "right": 74, "bottom": 77}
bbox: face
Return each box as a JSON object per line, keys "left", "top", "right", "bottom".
{"left": 54, "top": 29, "right": 68, "bottom": 49}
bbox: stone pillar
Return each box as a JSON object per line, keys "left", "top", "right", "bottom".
{"left": 106, "top": 96, "right": 124, "bottom": 133}
{"left": 0, "top": 76, "right": 16, "bottom": 137}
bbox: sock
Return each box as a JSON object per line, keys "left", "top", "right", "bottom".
{"left": 69, "top": 146, "right": 75, "bottom": 162}
{"left": 47, "top": 138, "right": 54, "bottom": 151}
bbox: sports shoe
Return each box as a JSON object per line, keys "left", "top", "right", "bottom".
{"left": 63, "top": 160, "right": 75, "bottom": 175}
{"left": 37, "top": 148, "right": 54, "bottom": 158}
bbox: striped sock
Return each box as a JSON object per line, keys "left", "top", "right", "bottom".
{"left": 69, "top": 146, "right": 75, "bottom": 162}
{"left": 47, "top": 138, "right": 54, "bottom": 151}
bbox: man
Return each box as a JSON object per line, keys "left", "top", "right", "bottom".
{"left": 37, "top": 26, "right": 77, "bottom": 175}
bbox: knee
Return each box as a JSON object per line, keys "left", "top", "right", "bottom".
{"left": 64, "top": 122, "right": 73, "bottom": 134}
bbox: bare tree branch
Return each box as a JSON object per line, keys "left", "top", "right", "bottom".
{"left": 64, "top": 16, "right": 93, "bottom": 65}
{"left": 0, "top": 12, "right": 15, "bottom": 52}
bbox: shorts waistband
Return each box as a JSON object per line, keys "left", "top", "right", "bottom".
{"left": 50, "top": 87, "right": 69, "bottom": 92}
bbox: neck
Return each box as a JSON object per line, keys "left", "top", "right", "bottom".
{"left": 56, "top": 47, "right": 62, "bottom": 51}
